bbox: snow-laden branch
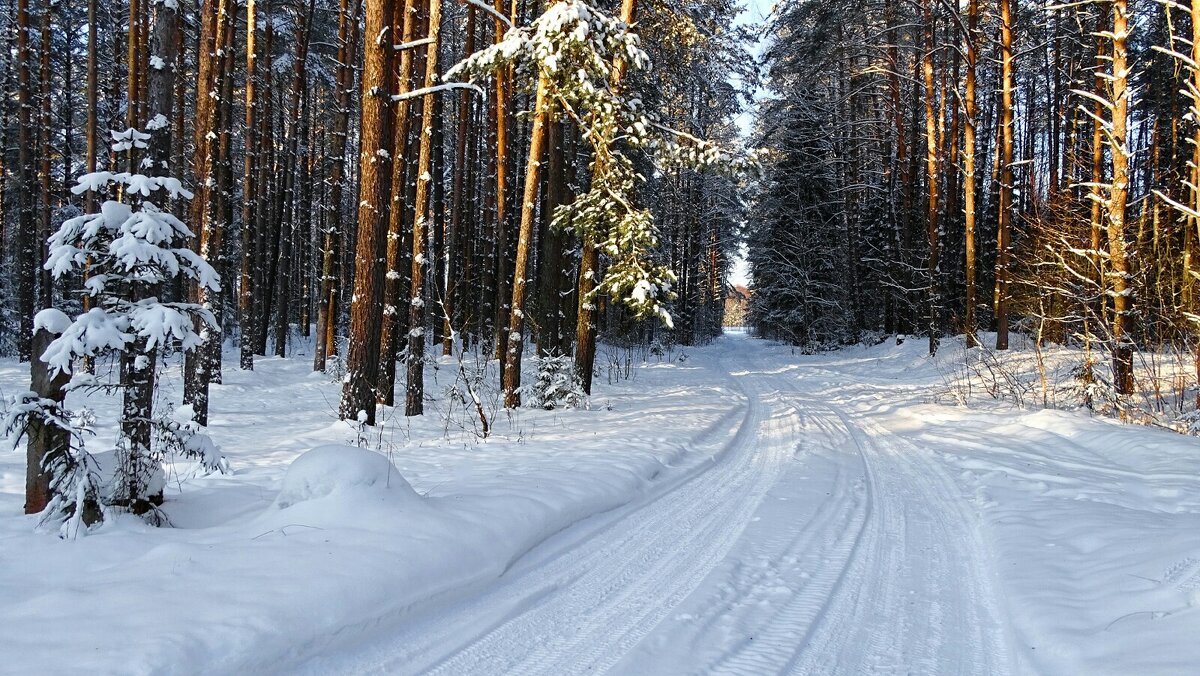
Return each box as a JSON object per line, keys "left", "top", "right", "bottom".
{"left": 464, "top": 0, "right": 512, "bottom": 29}
{"left": 394, "top": 37, "right": 436, "bottom": 52}
{"left": 390, "top": 82, "right": 486, "bottom": 103}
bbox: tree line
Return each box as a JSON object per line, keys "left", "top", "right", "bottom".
{"left": 1, "top": 0, "right": 754, "bottom": 523}
{"left": 750, "top": 0, "right": 1200, "bottom": 414}
{"left": 0, "top": 0, "right": 752, "bottom": 414}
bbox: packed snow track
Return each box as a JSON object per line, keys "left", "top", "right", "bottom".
{"left": 311, "top": 334, "right": 1018, "bottom": 675}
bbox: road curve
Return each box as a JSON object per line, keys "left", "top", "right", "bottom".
{"left": 312, "top": 335, "right": 1017, "bottom": 675}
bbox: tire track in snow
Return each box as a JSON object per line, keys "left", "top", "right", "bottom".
{"left": 312, "top": 338, "right": 1018, "bottom": 676}
{"left": 848, "top": 409, "right": 1021, "bottom": 675}
{"left": 311, "top": 340, "right": 772, "bottom": 675}
{"left": 417, "top": 346, "right": 796, "bottom": 675}
{"left": 687, "top": 415, "right": 874, "bottom": 676}
{"left": 777, "top": 397, "right": 1014, "bottom": 676}
{"left": 610, "top": 356, "right": 1016, "bottom": 676}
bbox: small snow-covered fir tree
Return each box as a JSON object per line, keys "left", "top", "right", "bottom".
{"left": 520, "top": 353, "right": 586, "bottom": 410}
{"left": 41, "top": 126, "right": 221, "bottom": 517}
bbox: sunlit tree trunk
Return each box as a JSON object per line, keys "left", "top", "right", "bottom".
{"left": 405, "top": 0, "right": 444, "bottom": 417}
{"left": 378, "top": 0, "right": 419, "bottom": 405}
{"left": 239, "top": 0, "right": 260, "bottom": 372}
{"left": 1107, "top": 0, "right": 1134, "bottom": 396}
{"left": 994, "top": 0, "right": 1015, "bottom": 350}
{"left": 493, "top": 0, "right": 514, "bottom": 371}
{"left": 502, "top": 49, "right": 553, "bottom": 408}
{"left": 341, "top": 0, "right": 396, "bottom": 424}
{"left": 963, "top": 0, "right": 979, "bottom": 348}
{"left": 922, "top": 0, "right": 940, "bottom": 355}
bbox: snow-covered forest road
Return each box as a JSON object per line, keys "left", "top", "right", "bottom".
{"left": 304, "top": 334, "right": 1197, "bottom": 676}
{"left": 328, "top": 334, "right": 1018, "bottom": 675}
{"left": 4, "top": 333, "right": 1199, "bottom": 675}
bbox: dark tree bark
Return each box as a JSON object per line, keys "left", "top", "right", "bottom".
{"left": 15, "top": 0, "right": 35, "bottom": 361}
{"left": 25, "top": 327, "right": 70, "bottom": 515}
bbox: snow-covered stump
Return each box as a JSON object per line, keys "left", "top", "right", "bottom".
{"left": 24, "top": 316, "right": 71, "bottom": 515}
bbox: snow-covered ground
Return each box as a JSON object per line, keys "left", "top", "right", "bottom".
{"left": 2, "top": 333, "right": 1199, "bottom": 675}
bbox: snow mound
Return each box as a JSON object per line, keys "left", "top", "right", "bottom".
{"left": 273, "top": 445, "right": 419, "bottom": 510}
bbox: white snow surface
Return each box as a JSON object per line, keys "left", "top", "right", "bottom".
{"left": 2, "top": 332, "right": 1199, "bottom": 674}
{"left": 31, "top": 308, "right": 72, "bottom": 335}
{"left": 271, "top": 445, "right": 421, "bottom": 510}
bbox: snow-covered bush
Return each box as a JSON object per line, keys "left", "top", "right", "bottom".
{"left": 858, "top": 330, "right": 888, "bottom": 347}
{"left": 1175, "top": 407, "right": 1200, "bottom": 435}
{"left": 40, "top": 126, "right": 221, "bottom": 518}
{"left": 521, "top": 353, "right": 586, "bottom": 410}
{"left": 158, "top": 405, "right": 229, "bottom": 477}
{"left": 1067, "top": 357, "right": 1115, "bottom": 414}
{"left": 440, "top": 341, "right": 496, "bottom": 440}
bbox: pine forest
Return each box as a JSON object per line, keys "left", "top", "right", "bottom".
{"left": 4, "top": 1, "right": 1200, "bottom": 673}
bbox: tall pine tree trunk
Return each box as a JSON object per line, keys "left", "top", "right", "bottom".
{"left": 184, "top": 0, "right": 224, "bottom": 424}
{"left": 962, "top": 0, "right": 979, "bottom": 348}
{"left": 378, "top": 0, "right": 419, "bottom": 405}
{"left": 240, "top": 0, "right": 259, "bottom": 371}
{"left": 15, "top": 0, "right": 35, "bottom": 361}
{"left": 404, "top": 0, "right": 444, "bottom": 417}
{"left": 341, "top": 0, "right": 396, "bottom": 424}
{"left": 314, "top": 0, "right": 360, "bottom": 372}
{"left": 1107, "top": 0, "right": 1134, "bottom": 396}
{"left": 502, "top": 57, "right": 552, "bottom": 408}
{"left": 493, "top": 0, "right": 513, "bottom": 371}
{"left": 1183, "top": 6, "right": 1199, "bottom": 311}
{"left": 995, "top": 0, "right": 1015, "bottom": 350}
{"left": 445, "top": 5, "right": 477, "bottom": 356}
{"left": 37, "top": 0, "right": 52, "bottom": 310}
{"left": 273, "top": 0, "right": 315, "bottom": 359}
{"left": 922, "top": 0, "right": 940, "bottom": 355}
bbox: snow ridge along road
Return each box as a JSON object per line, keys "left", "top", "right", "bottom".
{"left": 322, "top": 334, "right": 1018, "bottom": 676}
